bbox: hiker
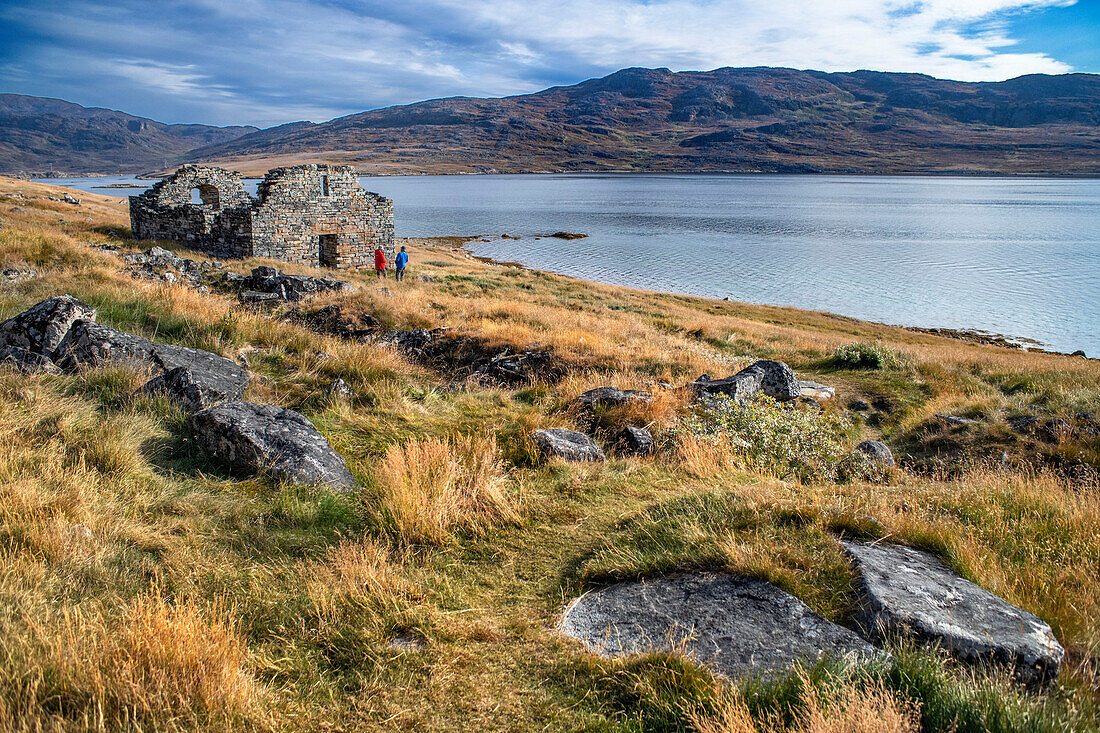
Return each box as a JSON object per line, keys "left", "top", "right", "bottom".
{"left": 394, "top": 245, "right": 408, "bottom": 281}
{"left": 374, "top": 246, "right": 386, "bottom": 278}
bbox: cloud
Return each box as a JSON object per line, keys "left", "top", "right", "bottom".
{"left": 0, "top": 0, "right": 1083, "bottom": 127}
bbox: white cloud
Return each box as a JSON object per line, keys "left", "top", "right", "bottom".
{"left": 0, "top": 0, "right": 1081, "bottom": 126}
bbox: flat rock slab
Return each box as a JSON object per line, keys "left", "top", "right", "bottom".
{"left": 188, "top": 401, "right": 356, "bottom": 490}
{"left": 842, "top": 541, "right": 1064, "bottom": 681}
{"left": 533, "top": 428, "right": 606, "bottom": 462}
{"left": 560, "top": 572, "right": 878, "bottom": 680}
{"left": 0, "top": 294, "right": 96, "bottom": 355}
{"left": 577, "top": 386, "right": 652, "bottom": 408}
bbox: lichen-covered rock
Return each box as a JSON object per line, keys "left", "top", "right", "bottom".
{"left": 750, "top": 360, "right": 800, "bottom": 402}
{"left": 799, "top": 380, "right": 835, "bottom": 401}
{"left": 533, "top": 428, "right": 606, "bottom": 462}
{"left": 576, "top": 386, "right": 652, "bottom": 408}
{"left": 188, "top": 401, "right": 356, "bottom": 489}
{"left": 55, "top": 320, "right": 249, "bottom": 409}
{"left": 690, "top": 368, "right": 762, "bottom": 403}
{"left": 618, "top": 426, "right": 654, "bottom": 456}
{"left": 326, "top": 378, "right": 353, "bottom": 400}
{"left": 0, "top": 295, "right": 96, "bottom": 356}
{"left": 561, "top": 572, "right": 879, "bottom": 680}
{"left": 0, "top": 346, "right": 61, "bottom": 374}
{"left": 855, "top": 440, "right": 895, "bottom": 467}
{"left": 842, "top": 541, "right": 1064, "bottom": 682}
{"left": 142, "top": 364, "right": 248, "bottom": 412}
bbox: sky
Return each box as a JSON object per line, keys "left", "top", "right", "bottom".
{"left": 0, "top": 0, "right": 1097, "bottom": 128}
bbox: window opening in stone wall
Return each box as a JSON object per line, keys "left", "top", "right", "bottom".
{"left": 319, "top": 234, "right": 339, "bottom": 267}
{"left": 322, "top": 176, "right": 330, "bottom": 197}
{"left": 190, "top": 184, "right": 221, "bottom": 209}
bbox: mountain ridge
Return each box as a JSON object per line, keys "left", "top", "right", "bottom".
{"left": 4, "top": 66, "right": 1100, "bottom": 176}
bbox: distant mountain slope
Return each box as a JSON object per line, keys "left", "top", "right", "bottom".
{"left": 188, "top": 67, "right": 1100, "bottom": 176}
{"left": 0, "top": 94, "right": 258, "bottom": 174}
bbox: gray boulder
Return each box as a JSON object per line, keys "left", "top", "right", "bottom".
{"left": 0, "top": 295, "right": 96, "bottom": 356}
{"left": 751, "top": 360, "right": 801, "bottom": 402}
{"left": 560, "top": 572, "right": 878, "bottom": 680}
{"left": 799, "top": 380, "right": 835, "bottom": 401}
{"left": 576, "top": 386, "right": 651, "bottom": 408}
{"left": 533, "top": 428, "right": 606, "bottom": 462}
{"left": 618, "top": 426, "right": 654, "bottom": 456}
{"left": 188, "top": 401, "right": 356, "bottom": 489}
{"left": 856, "top": 440, "right": 895, "bottom": 467}
{"left": 842, "top": 541, "right": 1064, "bottom": 682}
{"left": 690, "top": 367, "right": 763, "bottom": 403}
{"left": 142, "top": 364, "right": 248, "bottom": 412}
{"left": 0, "top": 346, "right": 61, "bottom": 374}
{"left": 54, "top": 320, "right": 249, "bottom": 409}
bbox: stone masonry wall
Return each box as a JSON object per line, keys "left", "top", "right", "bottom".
{"left": 249, "top": 165, "right": 395, "bottom": 270}
{"left": 130, "top": 166, "right": 254, "bottom": 259}
{"left": 128, "top": 164, "right": 395, "bottom": 270}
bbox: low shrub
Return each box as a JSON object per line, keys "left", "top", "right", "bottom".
{"left": 830, "top": 342, "right": 906, "bottom": 370}
{"left": 667, "top": 396, "right": 851, "bottom": 482}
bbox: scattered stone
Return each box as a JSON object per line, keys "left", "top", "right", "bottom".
{"left": 576, "top": 386, "right": 652, "bottom": 408}
{"left": 1, "top": 267, "right": 38, "bottom": 283}
{"left": 67, "top": 524, "right": 93, "bottom": 540}
{"left": 0, "top": 294, "right": 97, "bottom": 356}
{"left": 326, "top": 378, "right": 353, "bottom": 400}
{"left": 533, "top": 428, "right": 606, "bottom": 462}
{"left": 560, "top": 572, "right": 878, "bottom": 680}
{"left": 842, "top": 541, "right": 1064, "bottom": 682}
{"left": 376, "top": 287, "right": 393, "bottom": 297}
{"left": 9, "top": 207, "right": 26, "bottom": 214}
{"left": 618, "top": 426, "right": 654, "bottom": 456}
{"left": 855, "top": 440, "right": 895, "bottom": 467}
{"left": 798, "top": 380, "right": 835, "bottom": 401}
{"left": 388, "top": 633, "right": 426, "bottom": 653}
{"left": 0, "top": 346, "right": 61, "bottom": 374}
{"left": 1008, "top": 415, "right": 1039, "bottom": 433}
{"left": 188, "top": 401, "right": 356, "bottom": 489}
{"left": 850, "top": 399, "right": 870, "bottom": 411}
{"left": 238, "top": 290, "right": 283, "bottom": 305}
{"left": 751, "top": 360, "right": 800, "bottom": 402}
{"left": 283, "top": 304, "right": 380, "bottom": 341}
{"left": 141, "top": 363, "right": 248, "bottom": 412}
{"left": 378, "top": 328, "right": 438, "bottom": 352}
{"left": 935, "top": 414, "right": 977, "bottom": 426}
{"left": 417, "top": 274, "right": 437, "bottom": 283}
{"left": 1071, "top": 350, "right": 1086, "bottom": 357}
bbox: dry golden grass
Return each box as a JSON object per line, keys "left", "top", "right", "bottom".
{"left": 377, "top": 434, "right": 520, "bottom": 544}
{"left": 690, "top": 676, "right": 920, "bottom": 733}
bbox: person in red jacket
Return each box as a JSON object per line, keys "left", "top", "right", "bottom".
{"left": 374, "top": 247, "right": 386, "bottom": 278}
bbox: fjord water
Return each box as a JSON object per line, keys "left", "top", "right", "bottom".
{"left": 42, "top": 174, "right": 1100, "bottom": 355}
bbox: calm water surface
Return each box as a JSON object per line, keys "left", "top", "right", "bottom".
{"left": 40, "top": 174, "right": 1100, "bottom": 355}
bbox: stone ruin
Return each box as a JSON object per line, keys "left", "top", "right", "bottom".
{"left": 129, "top": 164, "right": 395, "bottom": 270}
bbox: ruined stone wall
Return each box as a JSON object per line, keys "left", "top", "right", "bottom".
{"left": 249, "top": 164, "right": 395, "bottom": 270}
{"left": 128, "top": 163, "right": 395, "bottom": 270}
{"left": 129, "top": 166, "right": 254, "bottom": 259}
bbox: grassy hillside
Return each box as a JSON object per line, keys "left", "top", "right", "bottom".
{"left": 0, "top": 176, "right": 1097, "bottom": 732}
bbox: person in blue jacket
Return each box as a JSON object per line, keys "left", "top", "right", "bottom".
{"left": 394, "top": 245, "right": 409, "bottom": 281}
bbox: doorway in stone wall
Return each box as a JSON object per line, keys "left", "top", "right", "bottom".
{"left": 318, "top": 234, "right": 339, "bottom": 268}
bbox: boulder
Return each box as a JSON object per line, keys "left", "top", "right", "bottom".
{"left": 690, "top": 368, "right": 762, "bottom": 403}
{"left": 0, "top": 346, "right": 61, "bottom": 374}
{"left": 188, "top": 401, "right": 356, "bottom": 489}
{"left": 619, "top": 426, "right": 654, "bottom": 456}
{"left": 141, "top": 364, "right": 248, "bottom": 412}
{"left": 799, "top": 380, "right": 835, "bottom": 401}
{"left": 842, "top": 541, "right": 1064, "bottom": 682}
{"left": 532, "top": 428, "right": 606, "bottom": 462}
{"left": 560, "top": 572, "right": 878, "bottom": 680}
{"left": 576, "top": 386, "right": 652, "bottom": 408}
{"left": 0, "top": 295, "right": 97, "bottom": 356}
{"left": 1008, "top": 415, "right": 1039, "bottom": 433}
{"left": 751, "top": 360, "right": 801, "bottom": 402}
{"left": 855, "top": 440, "right": 895, "bottom": 467}
{"left": 54, "top": 321, "right": 249, "bottom": 408}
